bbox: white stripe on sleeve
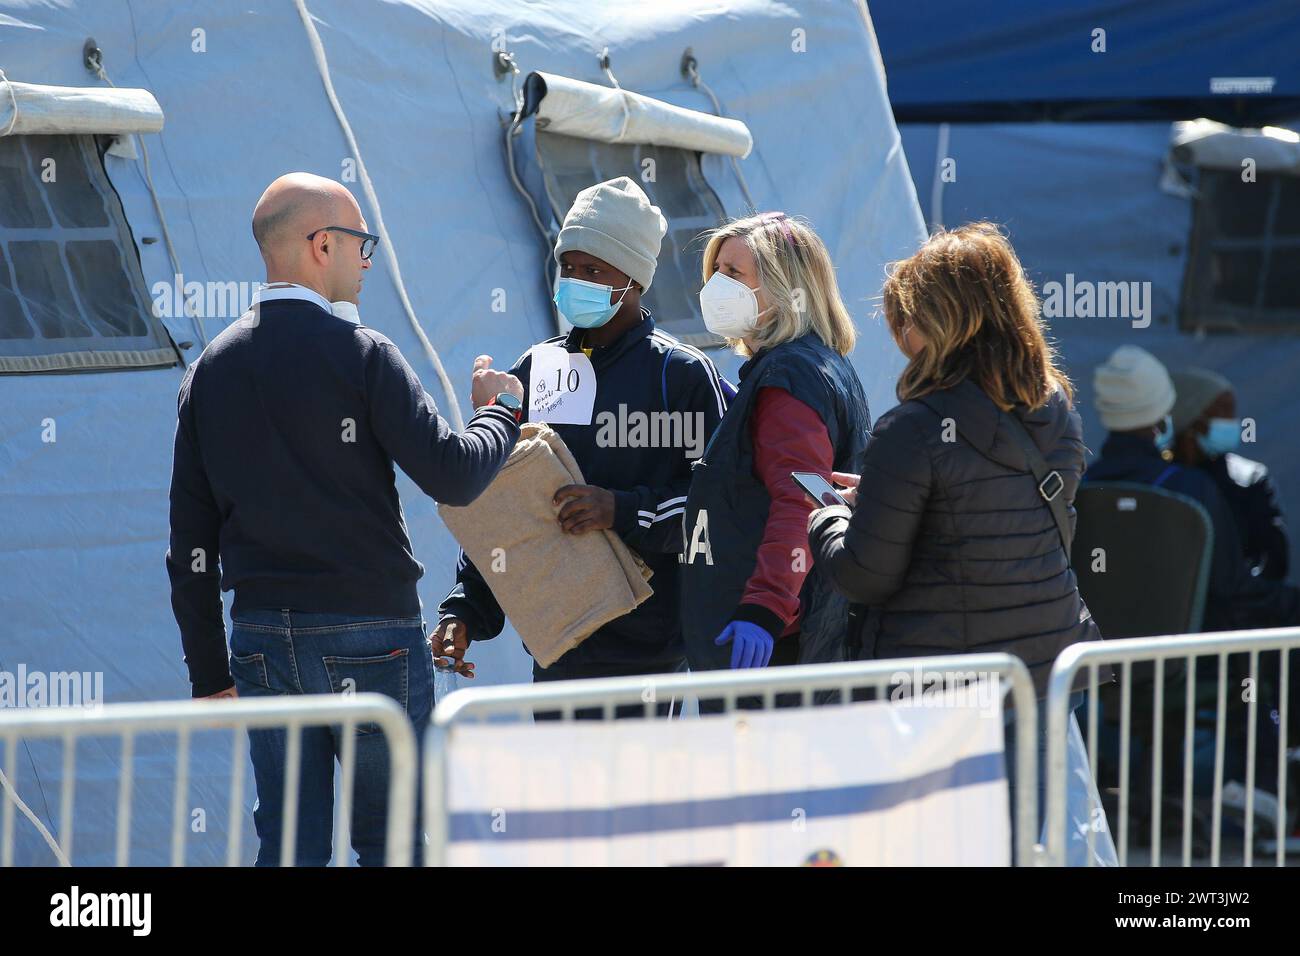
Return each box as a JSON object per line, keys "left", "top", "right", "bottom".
{"left": 653, "top": 333, "right": 727, "bottom": 419}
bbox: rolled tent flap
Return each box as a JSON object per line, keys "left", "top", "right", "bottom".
{"left": 0, "top": 80, "right": 164, "bottom": 136}
{"left": 522, "top": 71, "right": 752, "bottom": 158}
{"left": 1170, "top": 118, "right": 1300, "bottom": 174}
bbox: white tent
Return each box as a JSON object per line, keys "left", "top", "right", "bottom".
{"left": 0, "top": 0, "right": 924, "bottom": 864}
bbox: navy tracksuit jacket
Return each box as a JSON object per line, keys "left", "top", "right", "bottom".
{"left": 438, "top": 310, "right": 729, "bottom": 676}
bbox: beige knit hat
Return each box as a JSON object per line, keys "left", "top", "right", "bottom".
{"left": 554, "top": 177, "right": 667, "bottom": 292}
{"left": 1093, "top": 345, "right": 1176, "bottom": 431}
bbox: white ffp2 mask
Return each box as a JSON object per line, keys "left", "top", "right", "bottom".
{"left": 699, "top": 271, "right": 766, "bottom": 338}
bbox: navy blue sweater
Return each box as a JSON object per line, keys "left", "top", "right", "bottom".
{"left": 438, "top": 311, "right": 728, "bottom": 670}
{"left": 167, "top": 298, "right": 519, "bottom": 696}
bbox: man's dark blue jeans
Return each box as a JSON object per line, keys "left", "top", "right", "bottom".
{"left": 228, "top": 609, "right": 434, "bottom": 866}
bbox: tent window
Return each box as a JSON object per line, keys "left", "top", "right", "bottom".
{"left": 0, "top": 133, "right": 178, "bottom": 373}
{"left": 535, "top": 130, "right": 726, "bottom": 348}
{"left": 1181, "top": 169, "right": 1300, "bottom": 332}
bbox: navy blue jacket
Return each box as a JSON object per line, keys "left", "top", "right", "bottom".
{"left": 438, "top": 311, "right": 728, "bottom": 670}
{"left": 1205, "top": 453, "right": 1290, "bottom": 580}
{"left": 683, "top": 334, "right": 871, "bottom": 671}
{"left": 166, "top": 298, "right": 519, "bottom": 696}
{"left": 1085, "top": 433, "right": 1300, "bottom": 631}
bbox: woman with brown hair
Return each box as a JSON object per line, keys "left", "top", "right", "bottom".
{"left": 809, "top": 222, "right": 1094, "bottom": 687}
{"left": 808, "top": 222, "right": 1115, "bottom": 864}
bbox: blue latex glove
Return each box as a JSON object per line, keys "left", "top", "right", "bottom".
{"left": 714, "top": 621, "right": 775, "bottom": 669}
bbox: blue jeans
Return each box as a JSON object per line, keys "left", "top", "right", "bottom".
{"left": 228, "top": 609, "right": 433, "bottom": 866}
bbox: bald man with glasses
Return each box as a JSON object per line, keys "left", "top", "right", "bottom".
{"left": 166, "top": 172, "right": 523, "bottom": 865}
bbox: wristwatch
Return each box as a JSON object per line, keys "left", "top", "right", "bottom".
{"left": 488, "top": 391, "right": 523, "bottom": 423}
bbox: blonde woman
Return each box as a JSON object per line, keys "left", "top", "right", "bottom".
{"left": 680, "top": 212, "right": 870, "bottom": 673}
{"left": 807, "top": 222, "right": 1115, "bottom": 864}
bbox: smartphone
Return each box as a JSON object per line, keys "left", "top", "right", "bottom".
{"left": 791, "top": 471, "right": 849, "bottom": 507}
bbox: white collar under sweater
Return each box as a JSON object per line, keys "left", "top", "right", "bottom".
{"left": 252, "top": 282, "right": 360, "bottom": 323}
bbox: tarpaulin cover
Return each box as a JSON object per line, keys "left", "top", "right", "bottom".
{"left": 0, "top": 79, "right": 164, "bottom": 135}
{"left": 523, "top": 71, "right": 753, "bottom": 158}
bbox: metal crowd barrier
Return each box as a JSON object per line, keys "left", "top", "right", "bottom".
{"left": 0, "top": 693, "right": 418, "bottom": 867}
{"left": 423, "top": 654, "right": 1039, "bottom": 866}
{"left": 1045, "top": 627, "right": 1298, "bottom": 867}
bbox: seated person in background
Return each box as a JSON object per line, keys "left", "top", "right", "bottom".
{"left": 1084, "top": 346, "right": 1300, "bottom": 633}
{"left": 1086, "top": 346, "right": 1300, "bottom": 778}
{"left": 1170, "top": 367, "right": 1289, "bottom": 581}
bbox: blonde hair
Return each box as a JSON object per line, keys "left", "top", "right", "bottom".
{"left": 883, "top": 222, "right": 1073, "bottom": 411}
{"left": 700, "top": 213, "right": 856, "bottom": 357}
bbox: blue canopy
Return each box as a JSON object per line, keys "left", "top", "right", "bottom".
{"left": 872, "top": 0, "right": 1300, "bottom": 123}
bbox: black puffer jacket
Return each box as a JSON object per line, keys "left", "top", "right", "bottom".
{"left": 808, "top": 379, "right": 1101, "bottom": 696}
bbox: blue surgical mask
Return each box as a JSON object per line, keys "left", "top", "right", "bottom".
{"left": 1154, "top": 413, "right": 1174, "bottom": 451}
{"left": 1197, "top": 417, "right": 1240, "bottom": 458}
{"left": 553, "top": 276, "right": 633, "bottom": 329}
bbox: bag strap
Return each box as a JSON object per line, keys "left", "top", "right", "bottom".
{"left": 1002, "top": 412, "right": 1074, "bottom": 559}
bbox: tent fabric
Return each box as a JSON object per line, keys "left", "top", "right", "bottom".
{"left": 0, "top": 0, "right": 924, "bottom": 865}
{"left": 0, "top": 80, "right": 164, "bottom": 136}
{"left": 0, "top": 347, "right": 179, "bottom": 373}
{"left": 901, "top": 121, "right": 1193, "bottom": 325}
{"left": 1170, "top": 118, "right": 1300, "bottom": 172}
{"left": 522, "top": 71, "right": 753, "bottom": 158}
{"left": 871, "top": 0, "right": 1300, "bottom": 124}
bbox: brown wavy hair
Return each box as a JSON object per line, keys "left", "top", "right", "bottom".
{"left": 882, "top": 222, "right": 1072, "bottom": 411}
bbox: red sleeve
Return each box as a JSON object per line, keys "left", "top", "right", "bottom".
{"left": 734, "top": 387, "right": 834, "bottom": 639}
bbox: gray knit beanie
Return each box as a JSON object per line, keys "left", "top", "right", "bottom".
{"left": 554, "top": 177, "right": 667, "bottom": 292}
{"left": 1170, "top": 368, "right": 1233, "bottom": 434}
{"left": 1093, "top": 345, "right": 1176, "bottom": 431}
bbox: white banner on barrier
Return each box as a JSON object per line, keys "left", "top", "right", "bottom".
{"left": 444, "top": 693, "right": 1009, "bottom": 866}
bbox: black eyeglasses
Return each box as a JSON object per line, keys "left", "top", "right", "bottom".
{"left": 306, "top": 225, "right": 379, "bottom": 260}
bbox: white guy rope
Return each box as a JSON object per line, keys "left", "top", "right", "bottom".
{"left": 293, "top": 0, "right": 465, "bottom": 429}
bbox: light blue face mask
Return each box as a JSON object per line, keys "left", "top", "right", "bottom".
{"left": 1197, "top": 417, "right": 1241, "bottom": 458}
{"left": 1154, "top": 413, "right": 1175, "bottom": 452}
{"left": 553, "top": 276, "right": 633, "bottom": 329}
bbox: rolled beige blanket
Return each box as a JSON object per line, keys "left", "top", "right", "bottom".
{"left": 438, "top": 423, "right": 653, "bottom": 667}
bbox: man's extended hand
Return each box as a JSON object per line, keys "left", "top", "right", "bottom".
{"left": 470, "top": 355, "right": 524, "bottom": 409}
{"left": 430, "top": 618, "right": 476, "bottom": 679}
{"left": 554, "top": 484, "right": 616, "bottom": 534}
